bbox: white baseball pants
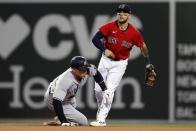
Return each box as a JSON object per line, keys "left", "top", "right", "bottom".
{"left": 94, "top": 54, "right": 128, "bottom": 122}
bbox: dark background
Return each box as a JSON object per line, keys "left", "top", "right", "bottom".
{"left": 175, "top": 2, "right": 196, "bottom": 120}
{"left": 0, "top": 3, "right": 169, "bottom": 120}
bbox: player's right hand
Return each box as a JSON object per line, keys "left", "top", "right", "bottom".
{"left": 104, "top": 49, "right": 115, "bottom": 59}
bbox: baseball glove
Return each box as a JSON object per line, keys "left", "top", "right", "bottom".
{"left": 144, "top": 64, "right": 156, "bottom": 87}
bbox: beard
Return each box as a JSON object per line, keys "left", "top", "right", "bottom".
{"left": 118, "top": 17, "right": 128, "bottom": 24}
{"left": 118, "top": 20, "right": 127, "bottom": 24}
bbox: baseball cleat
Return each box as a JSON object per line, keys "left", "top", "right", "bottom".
{"left": 90, "top": 120, "right": 106, "bottom": 127}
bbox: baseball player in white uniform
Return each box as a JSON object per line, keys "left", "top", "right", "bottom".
{"left": 44, "top": 56, "right": 108, "bottom": 126}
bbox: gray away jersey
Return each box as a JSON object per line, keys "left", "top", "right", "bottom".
{"left": 48, "top": 65, "right": 97, "bottom": 102}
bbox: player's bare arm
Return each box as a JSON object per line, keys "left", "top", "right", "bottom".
{"left": 140, "top": 43, "right": 149, "bottom": 58}
{"left": 140, "top": 43, "right": 151, "bottom": 65}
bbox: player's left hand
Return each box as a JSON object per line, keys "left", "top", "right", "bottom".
{"left": 104, "top": 49, "right": 115, "bottom": 59}
{"left": 61, "top": 122, "right": 79, "bottom": 126}
{"left": 144, "top": 64, "right": 156, "bottom": 87}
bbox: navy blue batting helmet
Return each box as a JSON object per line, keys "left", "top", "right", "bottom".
{"left": 70, "top": 56, "right": 89, "bottom": 71}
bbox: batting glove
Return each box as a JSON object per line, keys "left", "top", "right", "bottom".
{"left": 61, "top": 122, "right": 79, "bottom": 126}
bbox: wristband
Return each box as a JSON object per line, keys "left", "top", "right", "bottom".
{"left": 145, "top": 57, "right": 151, "bottom": 65}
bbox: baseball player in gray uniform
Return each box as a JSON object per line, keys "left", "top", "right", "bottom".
{"left": 44, "top": 56, "right": 108, "bottom": 126}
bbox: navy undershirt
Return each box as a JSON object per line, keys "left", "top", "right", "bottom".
{"left": 92, "top": 31, "right": 105, "bottom": 52}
